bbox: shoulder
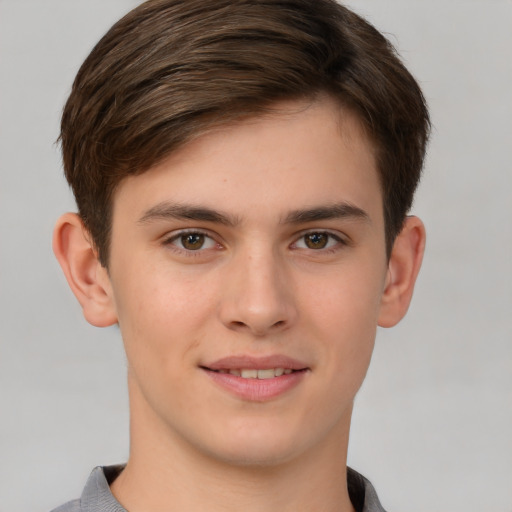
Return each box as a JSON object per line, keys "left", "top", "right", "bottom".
{"left": 347, "top": 467, "right": 387, "bottom": 512}
{"left": 49, "top": 465, "right": 126, "bottom": 512}
{"left": 49, "top": 499, "right": 81, "bottom": 512}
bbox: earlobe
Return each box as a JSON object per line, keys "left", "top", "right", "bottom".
{"left": 53, "top": 213, "right": 118, "bottom": 327}
{"left": 378, "top": 216, "right": 426, "bottom": 328}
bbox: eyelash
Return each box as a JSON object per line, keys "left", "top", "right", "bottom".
{"left": 162, "top": 229, "right": 347, "bottom": 256}
{"left": 291, "top": 230, "right": 347, "bottom": 253}
{"left": 162, "top": 229, "right": 220, "bottom": 256}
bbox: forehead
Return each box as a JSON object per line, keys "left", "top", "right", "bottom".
{"left": 112, "top": 98, "right": 382, "bottom": 226}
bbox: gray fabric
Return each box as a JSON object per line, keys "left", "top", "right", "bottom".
{"left": 51, "top": 466, "right": 127, "bottom": 512}
{"left": 51, "top": 464, "right": 386, "bottom": 512}
{"left": 347, "top": 467, "right": 388, "bottom": 512}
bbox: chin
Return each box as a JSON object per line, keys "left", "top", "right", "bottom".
{"left": 211, "top": 443, "right": 300, "bottom": 468}
{"left": 195, "top": 422, "right": 315, "bottom": 468}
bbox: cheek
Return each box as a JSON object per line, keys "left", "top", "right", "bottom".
{"left": 303, "top": 263, "right": 385, "bottom": 382}
{"left": 111, "top": 265, "right": 219, "bottom": 366}
{"left": 308, "top": 262, "right": 384, "bottom": 332}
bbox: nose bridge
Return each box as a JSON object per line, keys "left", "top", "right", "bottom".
{"left": 219, "top": 241, "right": 296, "bottom": 335}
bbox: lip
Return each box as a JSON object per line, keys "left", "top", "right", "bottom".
{"left": 204, "top": 354, "right": 308, "bottom": 371}
{"left": 201, "top": 355, "right": 309, "bottom": 402}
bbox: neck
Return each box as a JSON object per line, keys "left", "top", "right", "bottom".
{"left": 111, "top": 377, "right": 356, "bottom": 512}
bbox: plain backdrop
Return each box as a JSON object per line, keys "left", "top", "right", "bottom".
{"left": 0, "top": 1, "right": 511, "bottom": 511}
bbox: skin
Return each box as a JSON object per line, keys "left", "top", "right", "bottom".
{"left": 54, "top": 97, "right": 425, "bottom": 512}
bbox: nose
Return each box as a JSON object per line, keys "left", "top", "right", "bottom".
{"left": 218, "top": 248, "right": 297, "bottom": 336}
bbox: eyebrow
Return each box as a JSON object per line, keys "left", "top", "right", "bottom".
{"left": 138, "top": 201, "right": 370, "bottom": 227}
{"left": 138, "top": 202, "right": 240, "bottom": 227}
{"left": 283, "top": 203, "right": 371, "bottom": 225}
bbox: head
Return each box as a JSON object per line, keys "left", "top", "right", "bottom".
{"left": 60, "top": 0, "right": 430, "bottom": 268}
{"left": 53, "top": 0, "right": 429, "bottom": 475}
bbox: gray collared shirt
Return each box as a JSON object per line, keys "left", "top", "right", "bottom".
{"left": 51, "top": 465, "right": 387, "bottom": 512}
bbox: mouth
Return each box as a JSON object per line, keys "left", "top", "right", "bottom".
{"left": 200, "top": 355, "right": 309, "bottom": 401}
{"left": 203, "top": 367, "right": 304, "bottom": 379}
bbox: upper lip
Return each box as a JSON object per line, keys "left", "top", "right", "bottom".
{"left": 203, "top": 355, "right": 308, "bottom": 371}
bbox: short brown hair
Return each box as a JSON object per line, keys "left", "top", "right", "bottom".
{"left": 60, "top": 0, "right": 430, "bottom": 266}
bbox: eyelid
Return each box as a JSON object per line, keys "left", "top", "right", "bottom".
{"left": 162, "top": 228, "right": 222, "bottom": 252}
{"left": 291, "top": 229, "right": 348, "bottom": 250}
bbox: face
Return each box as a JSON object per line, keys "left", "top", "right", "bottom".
{"left": 106, "top": 99, "right": 390, "bottom": 466}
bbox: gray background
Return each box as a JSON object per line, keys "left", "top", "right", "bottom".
{"left": 0, "top": 1, "right": 511, "bottom": 511}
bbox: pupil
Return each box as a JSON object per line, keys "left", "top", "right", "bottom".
{"left": 306, "top": 233, "right": 327, "bottom": 249}
{"left": 182, "top": 233, "right": 204, "bottom": 250}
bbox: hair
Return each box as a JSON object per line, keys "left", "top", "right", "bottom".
{"left": 60, "top": 0, "right": 430, "bottom": 267}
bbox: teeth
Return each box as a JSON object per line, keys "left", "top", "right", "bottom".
{"left": 240, "top": 369, "right": 258, "bottom": 379}
{"left": 221, "top": 368, "right": 292, "bottom": 379}
{"left": 257, "top": 369, "right": 275, "bottom": 380}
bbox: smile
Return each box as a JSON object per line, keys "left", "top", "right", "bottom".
{"left": 202, "top": 357, "right": 308, "bottom": 401}
{"left": 213, "top": 368, "right": 294, "bottom": 379}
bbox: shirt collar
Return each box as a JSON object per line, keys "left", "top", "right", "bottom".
{"left": 79, "top": 465, "right": 386, "bottom": 512}
{"left": 80, "top": 465, "right": 126, "bottom": 512}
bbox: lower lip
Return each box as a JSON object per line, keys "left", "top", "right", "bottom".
{"left": 203, "top": 369, "right": 307, "bottom": 401}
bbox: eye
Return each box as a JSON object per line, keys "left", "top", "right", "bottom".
{"left": 293, "top": 231, "right": 343, "bottom": 250}
{"left": 167, "top": 231, "right": 217, "bottom": 251}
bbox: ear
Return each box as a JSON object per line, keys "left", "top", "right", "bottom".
{"left": 53, "top": 213, "right": 118, "bottom": 327}
{"left": 378, "top": 216, "right": 426, "bottom": 328}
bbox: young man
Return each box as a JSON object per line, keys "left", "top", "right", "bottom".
{"left": 52, "top": 1, "right": 429, "bottom": 511}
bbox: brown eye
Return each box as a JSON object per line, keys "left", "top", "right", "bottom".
{"left": 181, "top": 233, "right": 205, "bottom": 250}
{"left": 304, "top": 232, "right": 329, "bottom": 249}
{"left": 167, "top": 231, "right": 217, "bottom": 253}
